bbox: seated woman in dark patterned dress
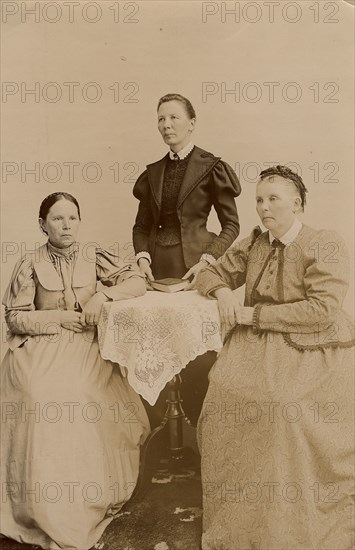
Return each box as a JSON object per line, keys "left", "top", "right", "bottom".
{"left": 196, "top": 166, "right": 354, "bottom": 550}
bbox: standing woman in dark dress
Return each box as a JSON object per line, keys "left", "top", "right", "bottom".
{"left": 132, "top": 93, "right": 241, "bottom": 424}
{"left": 133, "top": 93, "right": 241, "bottom": 284}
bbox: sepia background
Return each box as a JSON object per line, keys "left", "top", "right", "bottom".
{"left": 1, "top": 0, "right": 354, "bottom": 333}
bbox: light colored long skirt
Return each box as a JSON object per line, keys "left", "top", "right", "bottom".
{"left": 1, "top": 329, "right": 150, "bottom": 549}
{"left": 198, "top": 326, "right": 354, "bottom": 550}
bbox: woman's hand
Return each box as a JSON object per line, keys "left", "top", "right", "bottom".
{"left": 214, "top": 287, "right": 241, "bottom": 336}
{"left": 182, "top": 260, "right": 209, "bottom": 290}
{"left": 60, "top": 311, "right": 86, "bottom": 333}
{"left": 79, "top": 292, "right": 108, "bottom": 327}
{"left": 138, "top": 258, "right": 154, "bottom": 281}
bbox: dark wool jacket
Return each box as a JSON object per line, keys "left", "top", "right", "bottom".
{"left": 132, "top": 146, "right": 241, "bottom": 269}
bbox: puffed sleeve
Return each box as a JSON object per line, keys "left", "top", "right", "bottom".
{"left": 132, "top": 170, "right": 154, "bottom": 255}
{"left": 95, "top": 248, "right": 146, "bottom": 301}
{"left": 256, "top": 230, "right": 352, "bottom": 334}
{"left": 205, "top": 160, "right": 242, "bottom": 259}
{"left": 196, "top": 227, "right": 263, "bottom": 297}
{"left": 2, "top": 256, "right": 63, "bottom": 336}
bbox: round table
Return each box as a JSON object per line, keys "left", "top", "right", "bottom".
{"left": 98, "top": 290, "right": 223, "bottom": 490}
{"left": 98, "top": 290, "right": 223, "bottom": 406}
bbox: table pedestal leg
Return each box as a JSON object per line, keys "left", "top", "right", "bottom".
{"left": 132, "top": 373, "right": 197, "bottom": 499}
{"left": 166, "top": 374, "right": 185, "bottom": 460}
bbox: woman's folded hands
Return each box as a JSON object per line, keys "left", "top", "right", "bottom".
{"left": 60, "top": 311, "right": 86, "bottom": 332}
{"left": 214, "top": 287, "right": 254, "bottom": 336}
{"left": 60, "top": 292, "right": 108, "bottom": 331}
{"left": 80, "top": 292, "right": 108, "bottom": 327}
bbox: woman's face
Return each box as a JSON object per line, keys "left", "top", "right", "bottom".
{"left": 40, "top": 199, "right": 80, "bottom": 248}
{"left": 256, "top": 177, "right": 301, "bottom": 238}
{"left": 157, "top": 100, "right": 195, "bottom": 152}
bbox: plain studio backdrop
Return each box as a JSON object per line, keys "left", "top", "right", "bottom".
{"left": 1, "top": 0, "right": 354, "bottom": 352}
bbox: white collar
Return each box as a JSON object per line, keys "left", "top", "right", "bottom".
{"left": 269, "top": 218, "right": 302, "bottom": 246}
{"left": 169, "top": 142, "right": 194, "bottom": 160}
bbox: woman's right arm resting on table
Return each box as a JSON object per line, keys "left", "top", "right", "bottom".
{"left": 254, "top": 230, "right": 351, "bottom": 334}
{"left": 3, "top": 256, "right": 79, "bottom": 336}
{"left": 198, "top": 229, "right": 352, "bottom": 335}
{"left": 95, "top": 248, "right": 147, "bottom": 300}
{"left": 196, "top": 229, "right": 261, "bottom": 331}
{"left": 196, "top": 227, "right": 262, "bottom": 297}
{"left": 78, "top": 251, "right": 146, "bottom": 327}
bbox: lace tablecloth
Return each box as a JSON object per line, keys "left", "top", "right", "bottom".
{"left": 98, "top": 290, "right": 223, "bottom": 405}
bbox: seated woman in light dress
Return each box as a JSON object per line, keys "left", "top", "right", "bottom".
{"left": 1, "top": 192, "right": 150, "bottom": 550}
{"left": 196, "top": 166, "right": 354, "bottom": 550}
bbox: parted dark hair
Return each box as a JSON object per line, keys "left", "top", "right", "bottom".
{"left": 157, "top": 93, "right": 196, "bottom": 119}
{"left": 39, "top": 192, "right": 81, "bottom": 221}
{"left": 259, "top": 165, "right": 308, "bottom": 210}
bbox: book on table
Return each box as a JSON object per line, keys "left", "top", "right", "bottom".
{"left": 150, "top": 278, "right": 189, "bottom": 293}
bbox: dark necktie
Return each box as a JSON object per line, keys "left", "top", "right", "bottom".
{"left": 250, "top": 239, "right": 286, "bottom": 306}
{"left": 172, "top": 152, "right": 179, "bottom": 161}
{"left": 271, "top": 239, "right": 285, "bottom": 301}
{"left": 271, "top": 238, "right": 286, "bottom": 249}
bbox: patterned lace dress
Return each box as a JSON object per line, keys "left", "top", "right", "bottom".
{"left": 196, "top": 225, "right": 354, "bottom": 550}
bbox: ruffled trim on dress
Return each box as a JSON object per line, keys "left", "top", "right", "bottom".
{"left": 283, "top": 332, "right": 355, "bottom": 352}
{"left": 282, "top": 311, "right": 355, "bottom": 351}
